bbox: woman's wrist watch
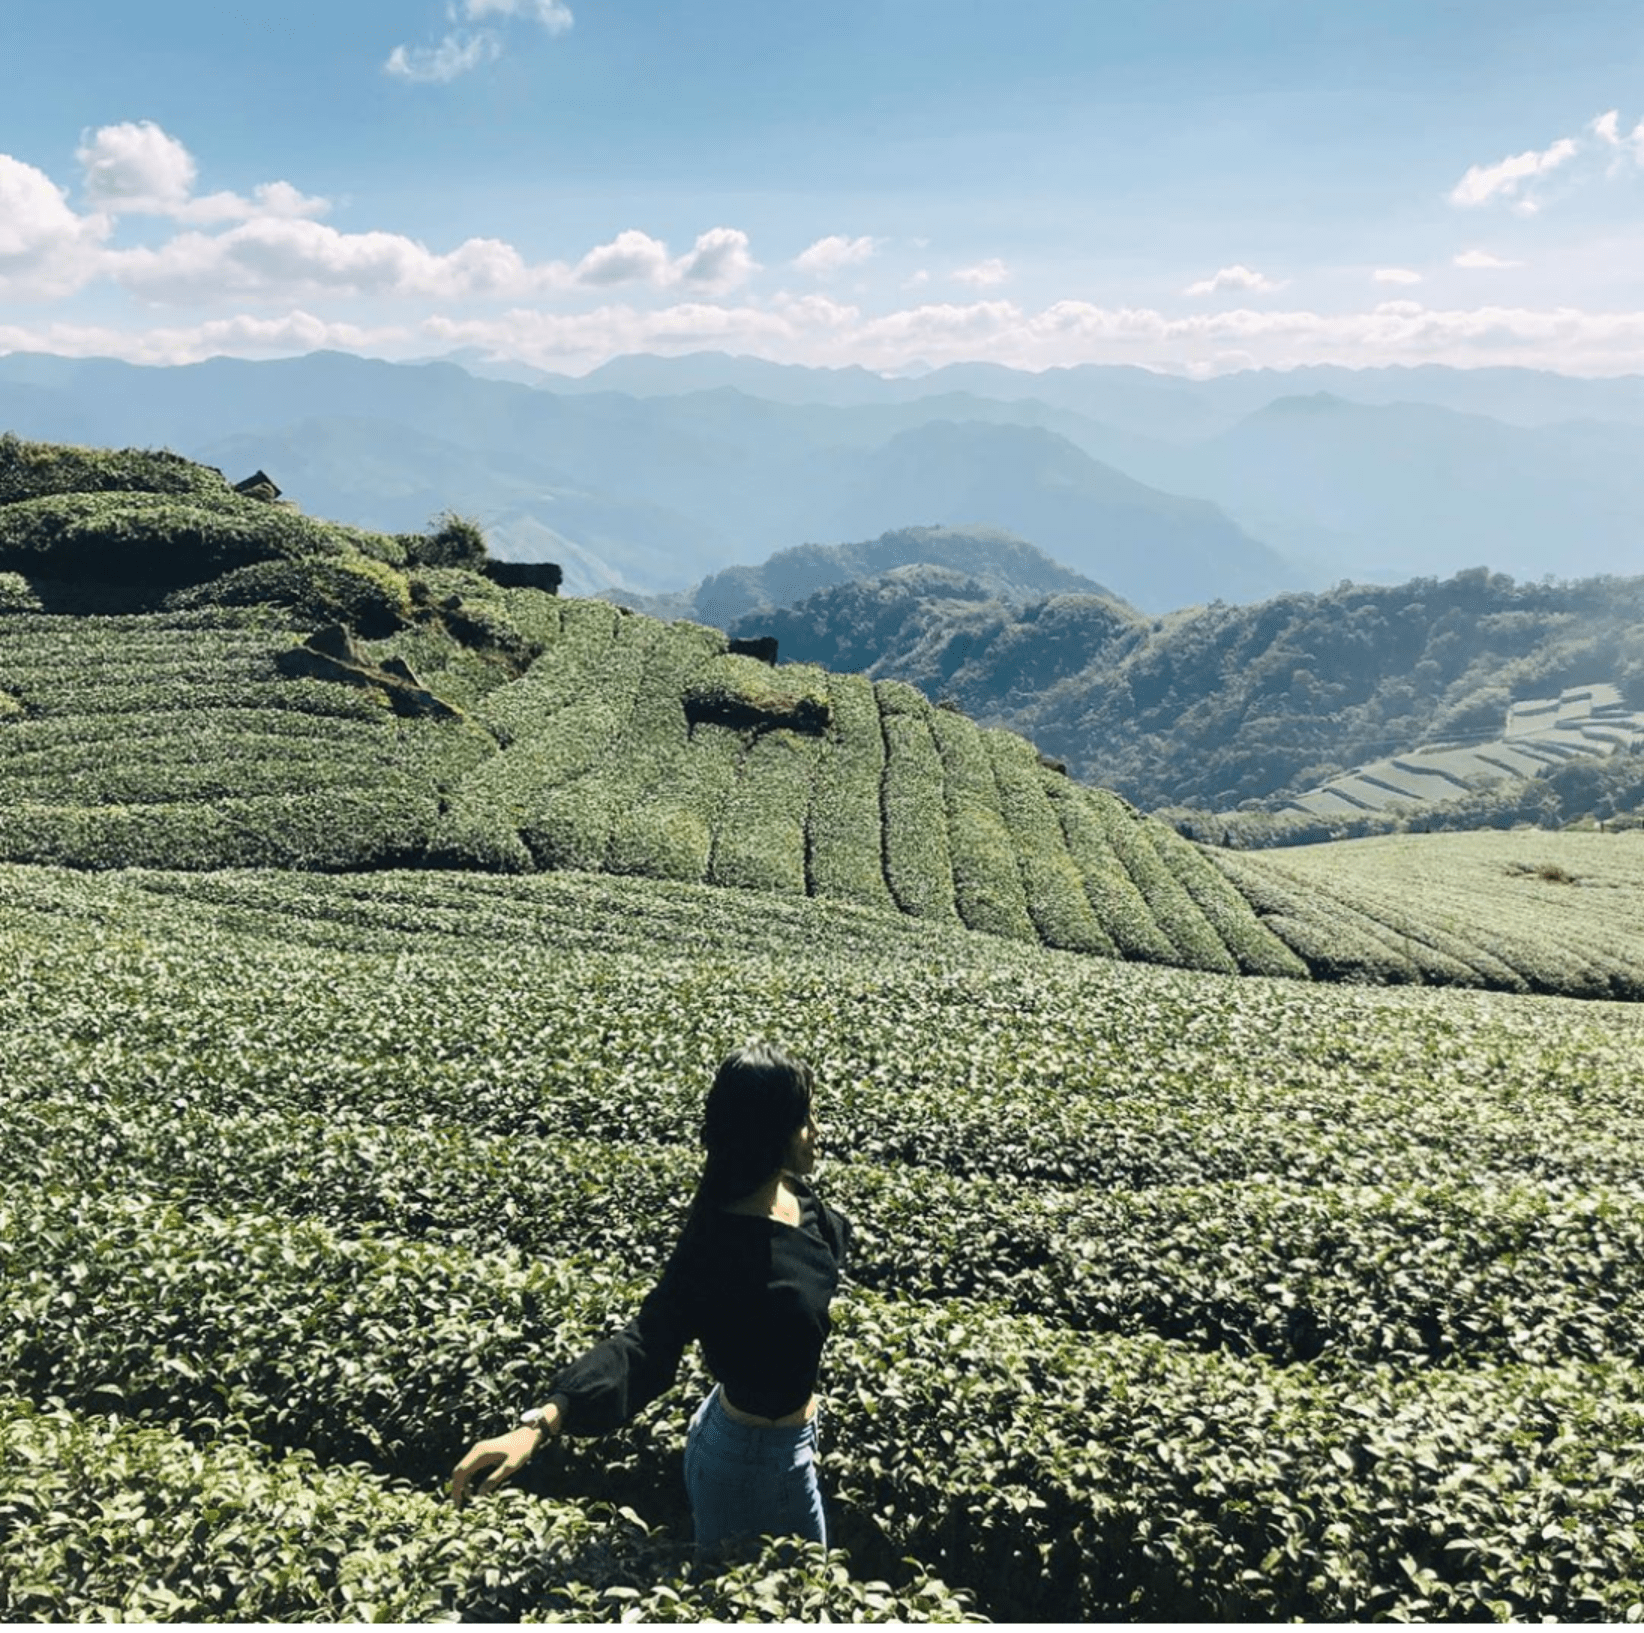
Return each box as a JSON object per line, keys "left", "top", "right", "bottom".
{"left": 519, "top": 1405, "right": 553, "bottom": 1436}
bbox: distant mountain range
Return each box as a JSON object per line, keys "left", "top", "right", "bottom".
{"left": 5, "top": 349, "right": 1642, "bottom": 610}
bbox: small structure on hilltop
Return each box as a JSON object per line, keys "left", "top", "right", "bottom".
{"left": 484, "top": 560, "right": 563, "bottom": 594}
{"left": 233, "top": 470, "right": 302, "bottom": 511}
{"left": 234, "top": 471, "right": 281, "bottom": 502}
{"left": 728, "top": 635, "right": 778, "bottom": 666}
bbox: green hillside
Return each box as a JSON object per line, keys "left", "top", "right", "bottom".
{"left": 7, "top": 861, "right": 1644, "bottom": 1620}
{"left": 9, "top": 438, "right": 1644, "bottom": 999}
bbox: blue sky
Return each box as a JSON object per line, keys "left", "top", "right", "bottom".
{"left": 3, "top": 0, "right": 1643, "bottom": 375}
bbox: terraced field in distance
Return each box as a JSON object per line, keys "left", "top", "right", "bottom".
{"left": 1285, "top": 683, "right": 1644, "bottom": 817}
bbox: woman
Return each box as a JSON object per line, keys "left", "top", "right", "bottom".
{"left": 450, "top": 1042, "right": 850, "bottom": 1558}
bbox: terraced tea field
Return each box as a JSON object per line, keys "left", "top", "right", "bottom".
{"left": 1216, "top": 829, "right": 1644, "bottom": 998}
{"left": 1285, "top": 683, "right": 1644, "bottom": 818}
{"left": 7, "top": 439, "right": 1644, "bottom": 1619}
{"left": 7, "top": 601, "right": 1644, "bottom": 1000}
{"left": 5, "top": 863, "right": 1644, "bottom": 1620}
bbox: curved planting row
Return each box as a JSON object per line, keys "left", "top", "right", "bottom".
{"left": 7, "top": 1182, "right": 1644, "bottom": 1622}
{"left": 0, "top": 1398, "right": 975, "bottom": 1623}
{"left": 0, "top": 612, "right": 487, "bottom": 870}
{"left": 1215, "top": 834, "right": 1644, "bottom": 1001}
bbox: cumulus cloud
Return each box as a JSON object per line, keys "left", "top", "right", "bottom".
{"left": 76, "top": 122, "right": 328, "bottom": 223}
{"left": 79, "top": 121, "right": 195, "bottom": 214}
{"left": 0, "top": 154, "right": 108, "bottom": 298}
{"left": 1453, "top": 249, "right": 1521, "bottom": 269}
{"left": 1184, "top": 264, "right": 1287, "bottom": 297}
{"left": 570, "top": 227, "right": 756, "bottom": 292}
{"left": 0, "top": 130, "right": 759, "bottom": 309}
{"left": 952, "top": 258, "right": 1010, "bottom": 288}
{"left": 677, "top": 227, "right": 756, "bottom": 289}
{"left": 1373, "top": 267, "right": 1422, "bottom": 285}
{"left": 572, "top": 230, "right": 672, "bottom": 288}
{"left": 793, "top": 235, "right": 877, "bottom": 276}
{"left": 106, "top": 217, "right": 540, "bottom": 304}
{"left": 99, "top": 214, "right": 757, "bottom": 306}
{"left": 386, "top": 0, "right": 572, "bottom": 83}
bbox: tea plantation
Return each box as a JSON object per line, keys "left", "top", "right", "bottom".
{"left": 4, "top": 864, "right": 1644, "bottom": 1620}
{"left": 7, "top": 438, "right": 1644, "bottom": 1619}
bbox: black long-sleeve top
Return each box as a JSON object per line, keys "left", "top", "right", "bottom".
{"left": 547, "top": 1178, "right": 851, "bottom": 1432}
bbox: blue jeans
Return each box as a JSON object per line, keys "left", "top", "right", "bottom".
{"left": 683, "top": 1385, "right": 826, "bottom": 1559}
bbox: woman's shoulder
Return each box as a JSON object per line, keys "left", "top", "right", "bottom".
{"left": 792, "top": 1176, "right": 852, "bottom": 1261}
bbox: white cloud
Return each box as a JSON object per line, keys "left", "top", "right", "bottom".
{"left": 1184, "top": 264, "right": 1287, "bottom": 297}
{"left": 1449, "top": 135, "right": 1580, "bottom": 207}
{"left": 0, "top": 310, "right": 410, "bottom": 366}
{"left": 76, "top": 122, "right": 329, "bottom": 223}
{"left": 903, "top": 269, "right": 930, "bottom": 290}
{"left": 0, "top": 154, "right": 108, "bottom": 298}
{"left": 1373, "top": 267, "right": 1422, "bottom": 285}
{"left": 793, "top": 234, "right": 877, "bottom": 276}
{"left": 420, "top": 295, "right": 1644, "bottom": 377}
{"left": 386, "top": 0, "right": 571, "bottom": 83}
{"left": 1453, "top": 249, "right": 1522, "bottom": 269}
{"left": 17, "top": 294, "right": 1644, "bottom": 378}
{"left": 952, "top": 258, "right": 1010, "bottom": 288}
{"left": 385, "top": 32, "right": 502, "bottom": 83}
{"left": 572, "top": 230, "right": 672, "bottom": 288}
{"left": 677, "top": 227, "right": 757, "bottom": 290}
{"left": 571, "top": 227, "right": 757, "bottom": 292}
{"left": 466, "top": 0, "right": 573, "bottom": 30}
{"left": 78, "top": 121, "right": 195, "bottom": 214}
{"left": 107, "top": 218, "right": 539, "bottom": 303}
{"left": 1591, "top": 108, "right": 1644, "bottom": 173}
{"left": 100, "top": 214, "right": 757, "bottom": 306}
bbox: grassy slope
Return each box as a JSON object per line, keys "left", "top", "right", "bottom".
{"left": 1216, "top": 829, "right": 1644, "bottom": 999}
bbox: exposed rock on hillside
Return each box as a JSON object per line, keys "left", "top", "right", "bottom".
{"left": 275, "top": 624, "right": 463, "bottom": 720}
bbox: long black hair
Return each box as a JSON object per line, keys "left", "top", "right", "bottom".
{"left": 685, "top": 1042, "right": 815, "bottom": 1228}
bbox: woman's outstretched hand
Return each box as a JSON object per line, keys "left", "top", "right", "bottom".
{"left": 450, "top": 1424, "right": 546, "bottom": 1507}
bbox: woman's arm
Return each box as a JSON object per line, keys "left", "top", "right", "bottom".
{"left": 450, "top": 1393, "right": 568, "bottom": 1506}
{"left": 541, "top": 1250, "right": 698, "bottom": 1433}
{"left": 448, "top": 1232, "right": 700, "bottom": 1502}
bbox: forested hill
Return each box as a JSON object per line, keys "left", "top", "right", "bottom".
{"left": 732, "top": 565, "right": 1644, "bottom": 813}
{"left": 647, "top": 524, "right": 1122, "bottom": 629}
